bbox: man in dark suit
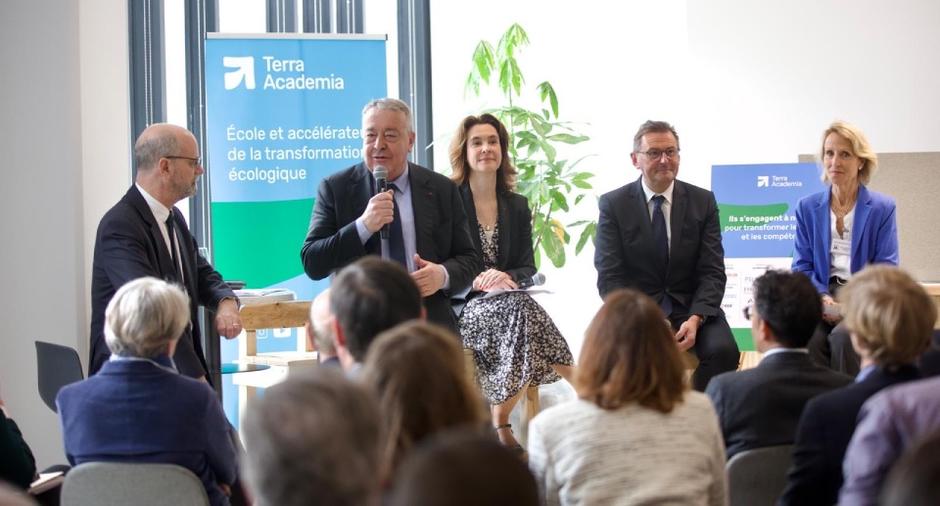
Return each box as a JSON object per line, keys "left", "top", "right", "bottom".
{"left": 705, "top": 270, "right": 851, "bottom": 459}
{"left": 89, "top": 123, "right": 242, "bottom": 380}
{"left": 594, "top": 120, "right": 739, "bottom": 391}
{"left": 301, "top": 98, "right": 479, "bottom": 330}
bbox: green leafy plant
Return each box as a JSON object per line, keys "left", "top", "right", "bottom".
{"left": 465, "top": 23, "right": 596, "bottom": 268}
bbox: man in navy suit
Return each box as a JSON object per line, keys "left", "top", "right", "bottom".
{"left": 301, "top": 98, "right": 479, "bottom": 331}
{"left": 88, "top": 123, "right": 242, "bottom": 380}
{"left": 594, "top": 120, "right": 739, "bottom": 391}
{"left": 705, "top": 270, "right": 851, "bottom": 459}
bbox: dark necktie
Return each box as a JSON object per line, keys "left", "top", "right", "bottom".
{"left": 388, "top": 183, "right": 407, "bottom": 267}
{"left": 165, "top": 214, "right": 183, "bottom": 282}
{"left": 651, "top": 195, "right": 672, "bottom": 316}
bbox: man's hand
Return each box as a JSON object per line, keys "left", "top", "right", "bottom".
{"left": 215, "top": 298, "right": 242, "bottom": 339}
{"left": 473, "top": 269, "right": 518, "bottom": 292}
{"left": 412, "top": 254, "right": 446, "bottom": 297}
{"left": 821, "top": 294, "right": 842, "bottom": 324}
{"left": 675, "top": 315, "right": 702, "bottom": 352}
{"left": 218, "top": 483, "right": 232, "bottom": 497}
{"left": 360, "top": 190, "right": 395, "bottom": 234}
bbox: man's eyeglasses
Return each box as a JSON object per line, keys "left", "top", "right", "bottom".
{"left": 742, "top": 305, "right": 754, "bottom": 321}
{"left": 166, "top": 155, "right": 202, "bottom": 166}
{"left": 638, "top": 148, "right": 680, "bottom": 160}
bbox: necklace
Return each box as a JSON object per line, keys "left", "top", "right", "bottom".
{"left": 831, "top": 195, "right": 856, "bottom": 239}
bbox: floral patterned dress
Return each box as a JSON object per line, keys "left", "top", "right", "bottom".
{"left": 458, "top": 223, "right": 574, "bottom": 404}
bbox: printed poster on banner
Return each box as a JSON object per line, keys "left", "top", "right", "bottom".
{"left": 205, "top": 34, "right": 386, "bottom": 424}
{"left": 711, "top": 163, "right": 826, "bottom": 350}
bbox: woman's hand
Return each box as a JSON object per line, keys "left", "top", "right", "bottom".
{"left": 821, "top": 294, "right": 843, "bottom": 324}
{"left": 473, "top": 269, "right": 519, "bottom": 292}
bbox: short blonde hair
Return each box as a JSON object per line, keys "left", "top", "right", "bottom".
{"left": 840, "top": 265, "right": 935, "bottom": 366}
{"left": 104, "top": 277, "right": 190, "bottom": 358}
{"left": 819, "top": 120, "right": 878, "bottom": 185}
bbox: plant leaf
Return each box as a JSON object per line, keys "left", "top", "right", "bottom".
{"left": 537, "top": 81, "right": 559, "bottom": 118}
{"left": 548, "top": 133, "right": 588, "bottom": 144}
{"left": 576, "top": 222, "right": 597, "bottom": 254}
{"left": 550, "top": 189, "right": 569, "bottom": 212}
{"left": 541, "top": 223, "right": 566, "bottom": 268}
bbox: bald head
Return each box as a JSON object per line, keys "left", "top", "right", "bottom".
{"left": 309, "top": 289, "right": 336, "bottom": 358}
{"left": 134, "top": 123, "right": 203, "bottom": 207}
{"left": 135, "top": 123, "right": 194, "bottom": 171}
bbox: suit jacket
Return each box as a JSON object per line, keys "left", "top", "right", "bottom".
{"left": 458, "top": 184, "right": 536, "bottom": 284}
{"left": 0, "top": 412, "right": 36, "bottom": 489}
{"left": 705, "top": 351, "right": 852, "bottom": 459}
{"left": 56, "top": 358, "right": 237, "bottom": 506}
{"left": 594, "top": 177, "right": 726, "bottom": 317}
{"left": 300, "top": 162, "right": 480, "bottom": 328}
{"left": 779, "top": 364, "right": 920, "bottom": 506}
{"left": 791, "top": 185, "right": 898, "bottom": 294}
{"left": 89, "top": 186, "right": 235, "bottom": 379}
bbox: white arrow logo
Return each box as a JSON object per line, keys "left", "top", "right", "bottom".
{"left": 757, "top": 176, "right": 769, "bottom": 187}
{"left": 223, "top": 56, "right": 255, "bottom": 90}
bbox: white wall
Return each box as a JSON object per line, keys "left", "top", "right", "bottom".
{"left": 429, "top": 0, "right": 940, "bottom": 356}
{"left": 0, "top": 0, "right": 129, "bottom": 469}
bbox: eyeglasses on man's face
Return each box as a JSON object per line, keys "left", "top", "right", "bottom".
{"left": 638, "top": 148, "right": 680, "bottom": 160}
{"left": 165, "top": 155, "right": 202, "bottom": 167}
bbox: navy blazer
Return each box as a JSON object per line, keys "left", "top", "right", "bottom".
{"left": 458, "top": 184, "right": 536, "bottom": 285}
{"left": 594, "top": 178, "right": 726, "bottom": 317}
{"left": 791, "top": 185, "right": 898, "bottom": 295}
{"left": 89, "top": 186, "right": 235, "bottom": 379}
{"left": 300, "top": 162, "right": 480, "bottom": 329}
{"left": 57, "top": 358, "right": 237, "bottom": 506}
{"left": 705, "top": 351, "right": 852, "bottom": 459}
{"left": 779, "top": 364, "right": 920, "bottom": 506}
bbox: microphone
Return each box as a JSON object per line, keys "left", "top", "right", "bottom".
{"left": 373, "top": 166, "right": 389, "bottom": 240}
{"left": 518, "top": 272, "right": 546, "bottom": 289}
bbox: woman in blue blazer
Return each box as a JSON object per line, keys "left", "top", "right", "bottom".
{"left": 792, "top": 121, "right": 899, "bottom": 374}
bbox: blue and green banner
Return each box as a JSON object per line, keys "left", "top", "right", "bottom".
{"left": 205, "top": 34, "right": 387, "bottom": 424}
{"left": 711, "top": 163, "right": 825, "bottom": 350}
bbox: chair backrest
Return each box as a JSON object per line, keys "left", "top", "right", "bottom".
{"left": 60, "top": 462, "right": 209, "bottom": 506}
{"left": 726, "top": 444, "right": 793, "bottom": 506}
{"left": 35, "top": 341, "right": 84, "bottom": 413}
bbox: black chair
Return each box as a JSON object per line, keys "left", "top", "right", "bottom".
{"left": 35, "top": 341, "right": 84, "bottom": 413}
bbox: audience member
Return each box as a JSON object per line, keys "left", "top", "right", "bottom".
{"left": 449, "top": 113, "right": 574, "bottom": 452}
{"left": 0, "top": 384, "right": 37, "bottom": 490}
{"left": 57, "top": 277, "right": 236, "bottom": 506}
{"left": 360, "top": 321, "right": 487, "bottom": 480}
{"left": 304, "top": 288, "right": 339, "bottom": 366}
{"left": 792, "top": 121, "right": 898, "bottom": 375}
{"left": 388, "top": 430, "right": 538, "bottom": 506}
{"left": 781, "top": 265, "right": 934, "bottom": 506}
{"left": 706, "top": 270, "right": 850, "bottom": 459}
{"left": 330, "top": 257, "right": 424, "bottom": 372}
{"left": 301, "top": 97, "right": 480, "bottom": 331}
{"left": 879, "top": 429, "right": 940, "bottom": 506}
{"left": 528, "top": 288, "right": 727, "bottom": 505}
{"left": 241, "top": 367, "right": 382, "bottom": 506}
{"left": 840, "top": 373, "right": 940, "bottom": 505}
{"left": 594, "top": 120, "right": 738, "bottom": 391}
{"left": 89, "top": 123, "right": 241, "bottom": 381}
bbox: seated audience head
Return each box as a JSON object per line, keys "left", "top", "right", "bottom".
{"left": 389, "top": 430, "right": 538, "bottom": 506}
{"left": 306, "top": 288, "right": 337, "bottom": 360}
{"left": 104, "top": 277, "right": 189, "bottom": 359}
{"left": 880, "top": 429, "right": 940, "bottom": 506}
{"left": 448, "top": 113, "right": 516, "bottom": 192}
{"left": 577, "top": 288, "right": 686, "bottom": 412}
{"left": 241, "top": 367, "right": 382, "bottom": 506}
{"left": 747, "top": 270, "right": 821, "bottom": 351}
{"left": 330, "top": 257, "right": 423, "bottom": 367}
{"left": 839, "top": 265, "right": 935, "bottom": 367}
{"left": 361, "top": 321, "right": 486, "bottom": 475}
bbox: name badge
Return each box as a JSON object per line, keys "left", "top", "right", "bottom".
{"left": 831, "top": 237, "right": 851, "bottom": 255}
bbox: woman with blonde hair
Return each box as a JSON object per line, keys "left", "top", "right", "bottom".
{"left": 781, "top": 265, "right": 935, "bottom": 506}
{"left": 361, "top": 321, "right": 487, "bottom": 479}
{"left": 528, "top": 289, "right": 726, "bottom": 505}
{"left": 792, "top": 120, "right": 899, "bottom": 375}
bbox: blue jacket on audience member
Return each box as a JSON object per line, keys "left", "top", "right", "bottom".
{"left": 57, "top": 357, "right": 237, "bottom": 506}
{"left": 791, "top": 184, "right": 898, "bottom": 295}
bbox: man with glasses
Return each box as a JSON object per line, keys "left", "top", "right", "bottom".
{"left": 594, "top": 120, "right": 739, "bottom": 391}
{"left": 89, "top": 123, "right": 242, "bottom": 381}
{"left": 705, "top": 270, "right": 850, "bottom": 459}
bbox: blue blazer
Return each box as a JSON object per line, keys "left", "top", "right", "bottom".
{"left": 791, "top": 185, "right": 898, "bottom": 294}
{"left": 57, "top": 358, "right": 237, "bottom": 506}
